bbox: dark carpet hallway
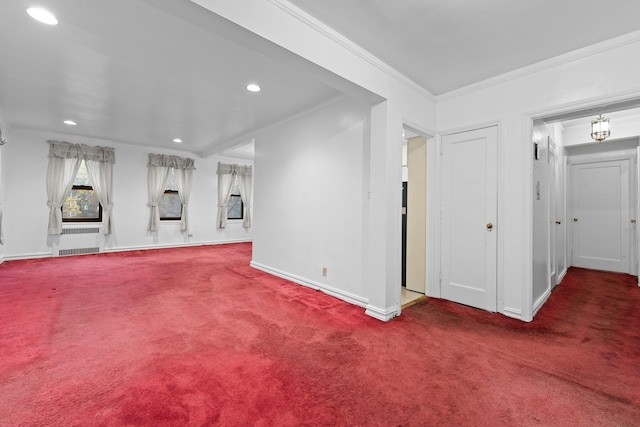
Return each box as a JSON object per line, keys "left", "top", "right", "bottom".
{"left": 0, "top": 243, "right": 638, "bottom": 426}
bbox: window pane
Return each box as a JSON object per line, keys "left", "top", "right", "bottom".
{"left": 227, "top": 194, "right": 243, "bottom": 220}
{"left": 160, "top": 191, "right": 182, "bottom": 220}
{"left": 73, "top": 161, "right": 90, "bottom": 186}
{"left": 62, "top": 188, "right": 101, "bottom": 220}
{"left": 165, "top": 168, "right": 178, "bottom": 191}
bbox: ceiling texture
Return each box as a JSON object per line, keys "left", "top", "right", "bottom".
{"left": 2, "top": 0, "right": 640, "bottom": 156}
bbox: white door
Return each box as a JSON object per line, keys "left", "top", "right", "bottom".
{"left": 441, "top": 126, "right": 498, "bottom": 311}
{"left": 554, "top": 155, "right": 567, "bottom": 282}
{"left": 571, "top": 159, "right": 630, "bottom": 273}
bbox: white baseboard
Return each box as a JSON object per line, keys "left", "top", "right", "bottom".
{"left": 249, "top": 261, "right": 369, "bottom": 309}
{"left": 557, "top": 268, "right": 568, "bottom": 284}
{"left": 365, "top": 304, "right": 398, "bottom": 322}
{"left": 103, "top": 239, "right": 252, "bottom": 254}
{"left": 3, "top": 252, "right": 52, "bottom": 261}
{"left": 532, "top": 288, "right": 552, "bottom": 316}
{"left": 502, "top": 306, "right": 524, "bottom": 321}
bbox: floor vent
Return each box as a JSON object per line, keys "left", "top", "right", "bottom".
{"left": 61, "top": 227, "right": 100, "bottom": 235}
{"left": 58, "top": 247, "right": 101, "bottom": 256}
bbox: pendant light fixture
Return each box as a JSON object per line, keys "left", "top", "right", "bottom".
{"left": 590, "top": 115, "right": 610, "bottom": 142}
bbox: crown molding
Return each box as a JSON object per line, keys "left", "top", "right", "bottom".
{"left": 266, "top": 0, "right": 435, "bottom": 102}
{"left": 437, "top": 30, "right": 640, "bottom": 102}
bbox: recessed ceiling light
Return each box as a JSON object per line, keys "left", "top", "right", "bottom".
{"left": 173, "top": 138, "right": 182, "bottom": 143}
{"left": 63, "top": 120, "right": 77, "bottom": 126}
{"left": 246, "top": 83, "right": 261, "bottom": 93}
{"left": 27, "top": 7, "right": 58, "bottom": 25}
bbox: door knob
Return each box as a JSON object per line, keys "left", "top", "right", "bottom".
{"left": 555, "top": 220, "right": 562, "bottom": 225}
{"left": 573, "top": 218, "right": 579, "bottom": 222}
{"left": 486, "top": 223, "right": 493, "bottom": 229}
{"left": 632, "top": 219, "right": 637, "bottom": 224}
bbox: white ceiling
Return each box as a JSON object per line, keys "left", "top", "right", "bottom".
{"left": 289, "top": 0, "right": 640, "bottom": 95}
{"left": 0, "top": 0, "right": 341, "bottom": 156}
{"left": 2, "top": 0, "right": 640, "bottom": 158}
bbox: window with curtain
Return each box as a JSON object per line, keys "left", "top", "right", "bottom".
{"left": 217, "top": 162, "right": 252, "bottom": 229}
{"left": 227, "top": 176, "right": 243, "bottom": 220}
{"left": 159, "top": 168, "right": 182, "bottom": 221}
{"left": 147, "top": 153, "right": 194, "bottom": 232}
{"left": 62, "top": 160, "right": 102, "bottom": 222}
{"left": 46, "top": 140, "right": 115, "bottom": 235}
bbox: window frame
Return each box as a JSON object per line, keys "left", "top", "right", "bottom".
{"left": 227, "top": 193, "right": 244, "bottom": 220}
{"left": 61, "top": 166, "right": 103, "bottom": 223}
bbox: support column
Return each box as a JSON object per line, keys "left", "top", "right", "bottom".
{"left": 364, "top": 101, "right": 403, "bottom": 321}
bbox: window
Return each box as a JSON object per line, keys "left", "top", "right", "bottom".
{"left": 62, "top": 160, "right": 102, "bottom": 222}
{"left": 227, "top": 177, "right": 243, "bottom": 220}
{"left": 159, "top": 168, "right": 182, "bottom": 220}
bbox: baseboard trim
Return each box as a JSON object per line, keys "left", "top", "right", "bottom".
{"left": 3, "top": 252, "right": 52, "bottom": 262}
{"left": 502, "top": 306, "right": 524, "bottom": 320}
{"left": 557, "top": 268, "right": 568, "bottom": 284}
{"left": 533, "top": 288, "right": 552, "bottom": 316}
{"left": 103, "top": 239, "right": 252, "bottom": 254}
{"left": 249, "top": 261, "right": 368, "bottom": 308}
{"left": 365, "top": 304, "right": 398, "bottom": 322}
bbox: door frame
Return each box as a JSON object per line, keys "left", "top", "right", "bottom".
{"left": 429, "top": 120, "right": 505, "bottom": 314}
{"left": 567, "top": 148, "right": 638, "bottom": 275}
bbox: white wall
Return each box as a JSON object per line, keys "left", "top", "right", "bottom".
{"left": 2, "top": 129, "right": 252, "bottom": 259}
{"left": 251, "top": 97, "right": 369, "bottom": 306}
{"left": 437, "top": 36, "right": 640, "bottom": 320}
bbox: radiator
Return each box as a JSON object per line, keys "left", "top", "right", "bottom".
{"left": 53, "top": 227, "right": 104, "bottom": 256}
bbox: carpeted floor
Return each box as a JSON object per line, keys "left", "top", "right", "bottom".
{"left": 0, "top": 243, "right": 638, "bottom": 426}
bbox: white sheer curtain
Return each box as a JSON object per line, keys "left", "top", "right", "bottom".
{"left": 46, "top": 141, "right": 116, "bottom": 235}
{"left": 147, "top": 154, "right": 195, "bottom": 232}
{"left": 237, "top": 167, "right": 253, "bottom": 229}
{"left": 217, "top": 162, "right": 252, "bottom": 229}
{"left": 85, "top": 152, "right": 115, "bottom": 235}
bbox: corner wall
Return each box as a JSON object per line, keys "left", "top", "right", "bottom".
{"left": 251, "top": 97, "right": 369, "bottom": 306}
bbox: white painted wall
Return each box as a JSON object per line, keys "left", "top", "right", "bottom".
{"left": 2, "top": 129, "right": 252, "bottom": 259}
{"left": 437, "top": 36, "right": 640, "bottom": 320}
{"left": 251, "top": 97, "right": 369, "bottom": 306}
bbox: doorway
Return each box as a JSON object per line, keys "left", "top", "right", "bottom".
{"left": 401, "top": 128, "right": 427, "bottom": 308}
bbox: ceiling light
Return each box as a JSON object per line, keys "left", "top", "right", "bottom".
{"left": 590, "top": 115, "right": 610, "bottom": 142}
{"left": 27, "top": 7, "right": 58, "bottom": 25}
{"left": 63, "top": 120, "right": 77, "bottom": 126}
{"left": 246, "top": 83, "right": 261, "bottom": 93}
{"left": 173, "top": 138, "right": 182, "bottom": 143}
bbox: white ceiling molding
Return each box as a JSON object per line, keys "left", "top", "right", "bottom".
{"left": 267, "top": 0, "right": 436, "bottom": 102}
{"left": 437, "top": 29, "right": 640, "bottom": 102}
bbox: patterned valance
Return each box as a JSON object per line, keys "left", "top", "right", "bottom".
{"left": 217, "top": 162, "right": 252, "bottom": 176}
{"left": 48, "top": 140, "right": 115, "bottom": 163}
{"left": 148, "top": 153, "right": 195, "bottom": 170}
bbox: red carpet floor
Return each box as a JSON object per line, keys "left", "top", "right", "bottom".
{"left": 0, "top": 243, "right": 639, "bottom": 426}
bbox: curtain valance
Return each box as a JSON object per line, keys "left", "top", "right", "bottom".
{"left": 48, "top": 140, "right": 115, "bottom": 163}
{"left": 217, "top": 163, "right": 251, "bottom": 176}
{"left": 148, "top": 153, "right": 195, "bottom": 170}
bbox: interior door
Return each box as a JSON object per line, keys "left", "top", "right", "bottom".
{"left": 441, "top": 126, "right": 498, "bottom": 311}
{"left": 571, "top": 159, "right": 630, "bottom": 273}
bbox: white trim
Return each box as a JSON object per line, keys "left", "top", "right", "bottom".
{"left": 104, "top": 239, "right": 252, "bottom": 254}
{"left": 364, "top": 304, "right": 398, "bottom": 322}
{"left": 502, "top": 307, "right": 524, "bottom": 320}
{"left": 3, "top": 252, "right": 53, "bottom": 261}
{"left": 250, "top": 261, "right": 369, "bottom": 308}
{"left": 266, "top": 0, "right": 435, "bottom": 102}
{"left": 438, "top": 30, "right": 640, "bottom": 101}
{"left": 533, "top": 288, "right": 552, "bottom": 316}
{"left": 557, "top": 268, "right": 567, "bottom": 284}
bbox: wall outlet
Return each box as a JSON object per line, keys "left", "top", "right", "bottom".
{"left": 322, "top": 267, "right": 327, "bottom": 277}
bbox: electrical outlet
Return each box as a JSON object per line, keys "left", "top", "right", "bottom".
{"left": 322, "top": 267, "right": 327, "bottom": 277}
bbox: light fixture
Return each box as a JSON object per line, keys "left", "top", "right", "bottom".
{"left": 246, "top": 83, "right": 261, "bottom": 93}
{"left": 173, "top": 138, "right": 182, "bottom": 143}
{"left": 63, "top": 120, "right": 77, "bottom": 126}
{"left": 590, "top": 115, "right": 610, "bottom": 142}
{"left": 27, "top": 7, "right": 58, "bottom": 25}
